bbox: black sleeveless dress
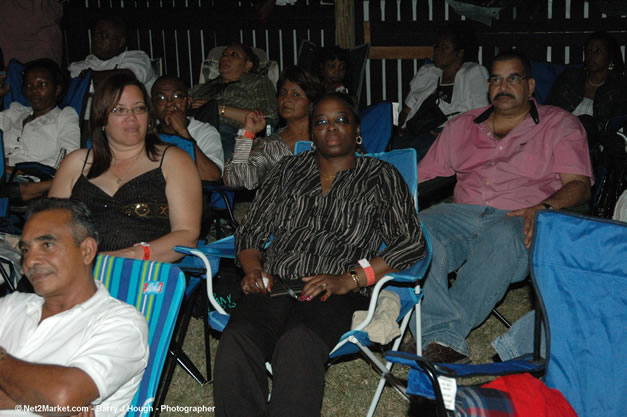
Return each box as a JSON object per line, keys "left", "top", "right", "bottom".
{"left": 70, "top": 148, "right": 171, "bottom": 252}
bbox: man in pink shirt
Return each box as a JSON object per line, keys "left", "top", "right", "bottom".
{"left": 414, "top": 50, "right": 592, "bottom": 363}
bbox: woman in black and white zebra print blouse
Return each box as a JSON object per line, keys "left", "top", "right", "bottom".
{"left": 213, "top": 93, "right": 426, "bottom": 417}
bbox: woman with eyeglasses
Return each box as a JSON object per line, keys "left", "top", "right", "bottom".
{"left": 391, "top": 23, "right": 489, "bottom": 160}
{"left": 213, "top": 92, "right": 426, "bottom": 417}
{"left": 49, "top": 74, "right": 201, "bottom": 262}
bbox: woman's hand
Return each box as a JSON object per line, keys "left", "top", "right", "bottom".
{"left": 241, "top": 268, "right": 273, "bottom": 295}
{"left": 244, "top": 110, "right": 267, "bottom": 134}
{"left": 300, "top": 273, "right": 355, "bottom": 302}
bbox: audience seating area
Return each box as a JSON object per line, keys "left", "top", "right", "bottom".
{"left": 1, "top": 3, "right": 626, "bottom": 416}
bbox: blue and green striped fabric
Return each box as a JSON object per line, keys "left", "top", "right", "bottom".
{"left": 93, "top": 255, "right": 186, "bottom": 417}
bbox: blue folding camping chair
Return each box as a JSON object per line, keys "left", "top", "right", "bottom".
{"left": 175, "top": 146, "right": 433, "bottom": 416}
{"left": 93, "top": 255, "right": 186, "bottom": 417}
{"left": 385, "top": 210, "right": 627, "bottom": 417}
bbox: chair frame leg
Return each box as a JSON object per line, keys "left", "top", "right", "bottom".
{"left": 152, "top": 285, "right": 208, "bottom": 416}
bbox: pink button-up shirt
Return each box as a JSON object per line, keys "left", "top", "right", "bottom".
{"left": 418, "top": 102, "right": 593, "bottom": 211}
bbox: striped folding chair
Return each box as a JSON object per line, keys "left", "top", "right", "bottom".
{"left": 93, "top": 255, "right": 186, "bottom": 417}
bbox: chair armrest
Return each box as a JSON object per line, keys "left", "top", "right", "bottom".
{"left": 418, "top": 176, "right": 456, "bottom": 210}
{"left": 10, "top": 162, "right": 56, "bottom": 182}
{"left": 197, "top": 235, "right": 237, "bottom": 259}
{"left": 174, "top": 245, "right": 227, "bottom": 315}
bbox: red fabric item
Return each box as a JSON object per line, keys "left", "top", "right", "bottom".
{"left": 482, "top": 373, "right": 578, "bottom": 417}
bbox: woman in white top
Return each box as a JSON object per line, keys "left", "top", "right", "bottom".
{"left": 0, "top": 58, "right": 80, "bottom": 200}
{"left": 392, "top": 23, "right": 489, "bottom": 160}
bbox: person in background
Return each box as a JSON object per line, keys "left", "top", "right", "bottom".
{"left": 223, "top": 66, "right": 323, "bottom": 190}
{"left": 391, "top": 23, "right": 489, "bottom": 160}
{"left": 190, "top": 42, "right": 279, "bottom": 161}
{"left": 68, "top": 16, "right": 157, "bottom": 92}
{"left": 0, "top": 58, "right": 80, "bottom": 201}
{"left": 546, "top": 31, "right": 627, "bottom": 143}
{"left": 152, "top": 75, "right": 223, "bottom": 181}
{"left": 316, "top": 46, "right": 351, "bottom": 95}
{"left": 49, "top": 74, "right": 201, "bottom": 263}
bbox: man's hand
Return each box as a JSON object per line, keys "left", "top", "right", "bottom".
{"left": 241, "top": 268, "right": 272, "bottom": 295}
{"left": 244, "top": 110, "right": 267, "bottom": 135}
{"left": 300, "top": 273, "right": 355, "bottom": 302}
{"left": 507, "top": 204, "right": 544, "bottom": 248}
{"left": 164, "top": 105, "right": 190, "bottom": 138}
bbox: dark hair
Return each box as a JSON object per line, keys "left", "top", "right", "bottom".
{"left": 94, "top": 16, "right": 128, "bottom": 40}
{"left": 437, "top": 22, "right": 479, "bottom": 63}
{"left": 151, "top": 74, "right": 188, "bottom": 96}
{"left": 225, "top": 42, "right": 260, "bottom": 72}
{"left": 22, "top": 58, "right": 68, "bottom": 101}
{"left": 88, "top": 73, "right": 162, "bottom": 179}
{"left": 316, "top": 46, "right": 351, "bottom": 85}
{"left": 491, "top": 50, "right": 532, "bottom": 78}
{"left": 26, "top": 198, "right": 99, "bottom": 245}
{"left": 276, "top": 66, "right": 324, "bottom": 103}
{"left": 585, "top": 31, "right": 624, "bottom": 73}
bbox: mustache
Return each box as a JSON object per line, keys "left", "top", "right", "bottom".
{"left": 25, "top": 265, "right": 54, "bottom": 279}
{"left": 494, "top": 92, "right": 514, "bottom": 99}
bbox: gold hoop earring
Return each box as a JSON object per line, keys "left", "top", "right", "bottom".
{"left": 356, "top": 135, "right": 363, "bottom": 145}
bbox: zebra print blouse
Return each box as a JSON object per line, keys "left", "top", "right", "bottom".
{"left": 235, "top": 151, "right": 426, "bottom": 285}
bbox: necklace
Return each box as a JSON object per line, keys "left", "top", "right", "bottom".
{"left": 111, "top": 151, "right": 143, "bottom": 185}
{"left": 319, "top": 171, "right": 336, "bottom": 182}
{"left": 586, "top": 78, "right": 606, "bottom": 87}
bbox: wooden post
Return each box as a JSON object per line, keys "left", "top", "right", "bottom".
{"left": 335, "top": 0, "right": 355, "bottom": 48}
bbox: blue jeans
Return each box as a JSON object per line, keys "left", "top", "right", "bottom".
{"left": 411, "top": 203, "right": 529, "bottom": 356}
{"left": 491, "top": 310, "right": 546, "bottom": 361}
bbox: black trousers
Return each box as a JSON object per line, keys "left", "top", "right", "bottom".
{"left": 213, "top": 292, "right": 369, "bottom": 417}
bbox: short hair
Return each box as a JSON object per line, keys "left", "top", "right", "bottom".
{"left": 26, "top": 198, "right": 99, "bottom": 246}
{"left": 586, "top": 31, "right": 624, "bottom": 73}
{"left": 151, "top": 74, "right": 188, "bottom": 96}
{"left": 438, "top": 22, "right": 479, "bottom": 63}
{"left": 491, "top": 50, "right": 532, "bottom": 78}
{"left": 316, "top": 46, "right": 351, "bottom": 83}
{"left": 89, "top": 73, "right": 162, "bottom": 179}
{"left": 276, "top": 66, "right": 324, "bottom": 103}
{"left": 94, "top": 16, "right": 128, "bottom": 40}
{"left": 22, "top": 58, "right": 68, "bottom": 100}
{"left": 225, "top": 42, "right": 260, "bottom": 72}
{"left": 310, "top": 92, "right": 361, "bottom": 128}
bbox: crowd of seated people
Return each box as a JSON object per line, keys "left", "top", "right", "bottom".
{"left": 0, "top": 11, "right": 625, "bottom": 417}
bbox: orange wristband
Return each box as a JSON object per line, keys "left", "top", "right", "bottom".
{"left": 242, "top": 130, "right": 255, "bottom": 140}
{"left": 134, "top": 242, "right": 151, "bottom": 260}
{"left": 358, "top": 259, "right": 375, "bottom": 286}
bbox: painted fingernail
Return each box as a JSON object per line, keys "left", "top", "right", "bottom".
{"left": 299, "top": 295, "right": 305, "bottom": 301}
{"left": 320, "top": 296, "right": 327, "bottom": 302}
{"left": 306, "top": 296, "right": 312, "bottom": 301}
